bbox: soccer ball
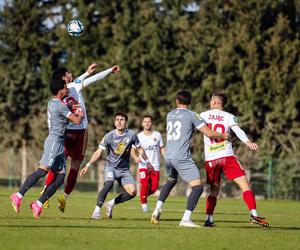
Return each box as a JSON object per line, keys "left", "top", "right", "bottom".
{"left": 67, "top": 19, "right": 85, "bottom": 37}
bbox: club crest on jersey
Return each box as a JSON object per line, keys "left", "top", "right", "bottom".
{"left": 153, "top": 137, "right": 157, "bottom": 142}
{"left": 74, "top": 79, "right": 82, "bottom": 84}
{"left": 124, "top": 137, "right": 129, "bottom": 143}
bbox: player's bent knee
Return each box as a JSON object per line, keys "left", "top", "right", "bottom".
{"left": 104, "top": 180, "right": 114, "bottom": 190}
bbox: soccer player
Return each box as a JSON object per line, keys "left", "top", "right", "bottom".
{"left": 151, "top": 90, "right": 229, "bottom": 227}
{"left": 42, "top": 63, "right": 120, "bottom": 212}
{"left": 80, "top": 112, "right": 154, "bottom": 219}
{"left": 200, "top": 91, "right": 269, "bottom": 227}
{"left": 10, "top": 79, "right": 84, "bottom": 218}
{"left": 132, "top": 115, "right": 165, "bottom": 213}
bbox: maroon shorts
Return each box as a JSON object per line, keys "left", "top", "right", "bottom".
{"left": 205, "top": 156, "right": 245, "bottom": 184}
{"left": 64, "top": 129, "right": 88, "bottom": 161}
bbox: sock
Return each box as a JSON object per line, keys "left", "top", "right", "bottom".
{"left": 96, "top": 181, "right": 114, "bottom": 207}
{"left": 206, "top": 214, "right": 214, "bottom": 223}
{"left": 19, "top": 169, "right": 48, "bottom": 196}
{"left": 142, "top": 203, "right": 148, "bottom": 209}
{"left": 154, "top": 200, "right": 164, "bottom": 212}
{"left": 94, "top": 206, "right": 100, "bottom": 213}
{"left": 38, "top": 174, "right": 65, "bottom": 203}
{"left": 16, "top": 192, "right": 23, "bottom": 199}
{"left": 64, "top": 168, "right": 79, "bottom": 195}
{"left": 114, "top": 192, "right": 135, "bottom": 205}
{"left": 251, "top": 209, "right": 258, "bottom": 217}
{"left": 36, "top": 200, "right": 43, "bottom": 208}
{"left": 158, "top": 180, "right": 177, "bottom": 203}
{"left": 140, "top": 181, "right": 149, "bottom": 204}
{"left": 186, "top": 185, "right": 203, "bottom": 211}
{"left": 242, "top": 190, "right": 256, "bottom": 212}
{"left": 63, "top": 192, "right": 69, "bottom": 200}
{"left": 45, "top": 171, "right": 56, "bottom": 186}
{"left": 182, "top": 210, "right": 192, "bottom": 221}
{"left": 206, "top": 196, "right": 217, "bottom": 215}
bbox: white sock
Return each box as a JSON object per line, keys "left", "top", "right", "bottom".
{"left": 36, "top": 200, "right": 43, "bottom": 207}
{"left": 16, "top": 192, "right": 23, "bottom": 199}
{"left": 155, "top": 200, "right": 163, "bottom": 212}
{"left": 206, "top": 214, "right": 214, "bottom": 223}
{"left": 94, "top": 206, "right": 100, "bottom": 213}
{"left": 251, "top": 209, "right": 258, "bottom": 217}
{"left": 182, "top": 210, "right": 192, "bottom": 221}
{"left": 109, "top": 199, "right": 115, "bottom": 207}
{"left": 142, "top": 203, "right": 148, "bottom": 209}
{"left": 63, "top": 193, "right": 69, "bottom": 200}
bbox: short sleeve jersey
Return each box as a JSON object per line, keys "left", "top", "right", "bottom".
{"left": 165, "top": 108, "right": 206, "bottom": 160}
{"left": 99, "top": 129, "right": 141, "bottom": 169}
{"left": 137, "top": 131, "right": 164, "bottom": 171}
{"left": 200, "top": 109, "right": 238, "bottom": 161}
{"left": 47, "top": 99, "right": 72, "bottom": 142}
{"left": 66, "top": 78, "right": 87, "bottom": 130}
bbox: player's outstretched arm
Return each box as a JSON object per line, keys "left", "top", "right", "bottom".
{"left": 82, "top": 65, "right": 120, "bottom": 88}
{"left": 230, "top": 125, "right": 258, "bottom": 150}
{"left": 80, "top": 148, "right": 103, "bottom": 176}
{"left": 137, "top": 147, "right": 154, "bottom": 172}
{"left": 199, "top": 125, "right": 230, "bottom": 140}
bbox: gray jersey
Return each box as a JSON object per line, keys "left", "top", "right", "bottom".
{"left": 165, "top": 108, "right": 206, "bottom": 160}
{"left": 47, "top": 99, "right": 72, "bottom": 142}
{"left": 99, "top": 129, "right": 141, "bottom": 169}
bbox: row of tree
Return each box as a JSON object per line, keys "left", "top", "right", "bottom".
{"left": 0, "top": 0, "right": 299, "bottom": 199}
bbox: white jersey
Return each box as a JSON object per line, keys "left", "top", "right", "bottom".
{"left": 66, "top": 68, "right": 113, "bottom": 130}
{"left": 200, "top": 109, "right": 238, "bottom": 161}
{"left": 137, "top": 131, "right": 164, "bottom": 171}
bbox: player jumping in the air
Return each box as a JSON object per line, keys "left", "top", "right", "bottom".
{"left": 41, "top": 63, "right": 120, "bottom": 212}
{"left": 80, "top": 113, "right": 154, "bottom": 219}
{"left": 200, "top": 91, "right": 269, "bottom": 227}
{"left": 10, "top": 79, "right": 84, "bottom": 218}
{"left": 131, "top": 115, "right": 165, "bottom": 213}
{"left": 151, "top": 90, "right": 229, "bottom": 227}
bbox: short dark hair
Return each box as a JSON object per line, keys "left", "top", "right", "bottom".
{"left": 213, "top": 91, "right": 227, "bottom": 106}
{"left": 115, "top": 112, "right": 128, "bottom": 121}
{"left": 176, "top": 90, "right": 191, "bottom": 105}
{"left": 50, "top": 79, "right": 66, "bottom": 95}
{"left": 52, "top": 67, "right": 68, "bottom": 81}
{"left": 142, "top": 115, "right": 153, "bottom": 121}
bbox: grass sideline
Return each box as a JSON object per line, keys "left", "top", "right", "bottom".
{"left": 0, "top": 187, "right": 299, "bottom": 250}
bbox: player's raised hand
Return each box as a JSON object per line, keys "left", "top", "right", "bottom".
{"left": 245, "top": 141, "right": 258, "bottom": 151}
{"left": 80, "top": 165, "right": 89, "bottom": 177}
{"left": 87, "top": 63, "right": 97, "bottom": 75}
{"left": 112, "top": 65, "right": 120, "bottom": 73}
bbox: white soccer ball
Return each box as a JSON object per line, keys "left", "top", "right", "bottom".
{"left": 67, "top": 19, "right": 85, "bottom": 37}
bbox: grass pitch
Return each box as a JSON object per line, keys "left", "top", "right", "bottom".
{"left": 0, "top": 187, "right": 299, "bottom": 250}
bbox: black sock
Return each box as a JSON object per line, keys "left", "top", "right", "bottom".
{"left": 114, "top": 192, "right": 135, "bottom": 205}
{"left": 19, "top": 169, "right": 48, "bottom": 196}
{"left": 186, "top": 185, "right": 203, "bottom": 211}
{"left": 38, "top": 174, "right": 65, "bottom": 204}
{"left": 158, "top": 180, "right": 177, "bottom": 202}
{"left": 96, "top": 181, "right": 114, "bottom": 207}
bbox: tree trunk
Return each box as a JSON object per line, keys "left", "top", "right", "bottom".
{"left": 21, "top": 139, "right": 27, "bottom": 184}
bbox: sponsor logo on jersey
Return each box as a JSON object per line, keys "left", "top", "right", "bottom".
{"left": 208, "top": 114, "right": 224, "bottom": 122}
{"left": 208, "top": 142, "right": 226, "bottom": 152}
{"left": 144, "top": 145, "right": 158, "bottom": 151}
{"left": 114, "top": 142, "right": 126, "bottom": 155}
{"left": 74, "top": 79, "right": 82, "bottom": 84}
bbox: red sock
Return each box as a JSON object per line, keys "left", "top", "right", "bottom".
{"left": 242, "top": 190, "right": 256, "bottom": 210}
{"left": 206, "top": 196, "right": 217, "bottom": 215}
{"left": 45, "top": 171, "right": 56, "bottom": 186}
{"left": 140, "top": 181, "right": 149, "bottom": 204}
{"left": 64, "top": 168, "right": 79, "bottom": 195}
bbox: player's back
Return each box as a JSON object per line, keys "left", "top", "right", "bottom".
{"left": 200, "top": 109, "right": 237, "bottom": 161}
{"left": 47, "top": 99, "right": 71, "bottom": 142}
{"left": 165, "top": 108, "right": 204, "bottom": 160}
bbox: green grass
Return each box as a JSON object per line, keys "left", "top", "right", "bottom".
{"left": 0, "top": 187, "right": 299, "bottom": 250}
